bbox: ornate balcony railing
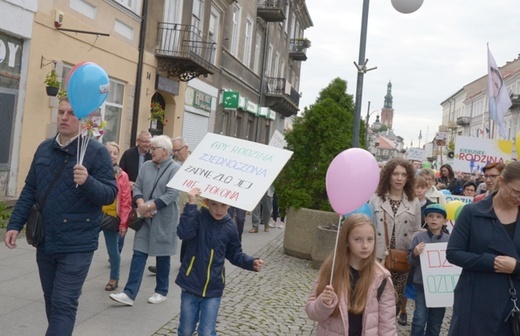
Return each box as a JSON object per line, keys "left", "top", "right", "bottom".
{"left": 264, "top": 77, "right": 299, "bottom": 117}
{"left": 156, "top": 23, "right": 217, "bottom": 81}
{"left": 289, "top": 38, "right": 310, "bottom": 61}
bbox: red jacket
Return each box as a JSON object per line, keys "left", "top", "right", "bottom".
{"left": 116, "top": 167, "right": 132, "bottom": 229}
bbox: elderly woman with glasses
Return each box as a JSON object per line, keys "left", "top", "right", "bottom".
{"left": 474, "top": 162, "right": 506, "bottom": 202}
{"left": 109, "top": 135, "right": 181, "bottom": 306}
{"left": 447, "top": 161, "right": 520, "bottom": 335}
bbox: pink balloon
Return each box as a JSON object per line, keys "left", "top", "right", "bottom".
{"left": 326, "top": 148, "right": 380, "bottom": 214}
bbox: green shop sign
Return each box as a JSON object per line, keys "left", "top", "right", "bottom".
{"left": 222, "top": 91, "right": 239, "bottom": 109}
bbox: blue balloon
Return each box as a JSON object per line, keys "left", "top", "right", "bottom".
{"left": 67, "top": 63, "right": 109, "bottom": 119}
{"left": 440, "top": 189, "right": 452, "bottom": 195}
{"left": 344, "top": 203, "right": 372, "bottom": 218}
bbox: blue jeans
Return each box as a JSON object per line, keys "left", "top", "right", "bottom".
{"left": 411, "top": 284, "right": 446, "bottom": 336}
{"left": 37, "top": 249, "right": 93, "bottom": 336}
{"left": 102, "top": 230, "right": 120, "bottom": 280}
{"left": 178, "top": 291, "right": 221, "bottom": 336}
{"left": 123, "top": 250, "right": 170, "bottom": 300}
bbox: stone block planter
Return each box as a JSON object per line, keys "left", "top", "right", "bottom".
{"left": 311, "top": 226, "right": 338, "bottom": 269}
{"left": 283, "top": 207, "right": 338, "bottom": 260}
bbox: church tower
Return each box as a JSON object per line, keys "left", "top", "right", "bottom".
{"left": 381, "top": 81, "right": 394, "bottom": 129}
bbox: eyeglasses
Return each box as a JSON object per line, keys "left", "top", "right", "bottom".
{"left": 173, "top": 145, "right": 186, "bottom": 154}
{"left": 484, "top": 174, "right": 500, "bottom": 180}
{"left": 505, "top": 183, "right": 520, "bottom": 198}
{"left": 137, "top": 139, "right": 150, "bottom": 144}
{"left": 150, "top": 146, "right": 163, "bottom": 151}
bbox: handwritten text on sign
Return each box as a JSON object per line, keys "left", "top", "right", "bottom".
{"left": 167, "top": 133, "right": 293, "bottom": 211}
{"left": 419, "top": 243, "right": 462, "bottom": 308}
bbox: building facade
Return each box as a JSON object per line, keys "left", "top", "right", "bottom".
{"left": 2, "top": 0, "right": 313, "bottom": 198}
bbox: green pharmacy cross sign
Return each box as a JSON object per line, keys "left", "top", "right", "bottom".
{"left": 222, "top": 91, "right": 239, "bottom": 109}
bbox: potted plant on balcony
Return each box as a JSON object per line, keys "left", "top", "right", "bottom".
{"left": 44, "top": 69, "right": 61, "bottom": 96}
{"left": 274, "top": 78, "right": 355, "bottom": 261}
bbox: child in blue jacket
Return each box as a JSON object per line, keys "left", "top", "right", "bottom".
{"left": 175, "top": 188, "right": 264, "bottom": 336}
{"left": 408, "top": 203, "right": 450, "bottom": 336}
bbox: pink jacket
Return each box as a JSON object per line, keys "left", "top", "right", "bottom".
{"left": 305, "top": 263, "right": 397, "bottom": 336}
{"left": 116, "top": 168, "right": 132, "bottom": 229}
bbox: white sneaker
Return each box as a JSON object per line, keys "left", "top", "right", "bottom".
{"left": 277, "top": 219, "right": 285, "bottom": 229}
{"left": 109, "top": 292, "right": 134, "bottom": 306}
{"left": 148, "top": 293, "right": 167, "bottom": 304}
{"left": 268, "top": 219, "right": 277, "bottom": 228}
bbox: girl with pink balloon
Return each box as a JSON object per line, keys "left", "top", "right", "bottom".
{"left": 305, "top": 214, "right": 397, "bottom": 336}
{"left": 369, "top": 158, "right": 422, "bottom": 325}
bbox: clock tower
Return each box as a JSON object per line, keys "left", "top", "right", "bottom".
{"left": 381, "top": 81, "right": 394, "bottom": 129}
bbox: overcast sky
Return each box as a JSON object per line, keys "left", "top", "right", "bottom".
{"left": 299, "top": 0, "right": 520, "bottom": 148}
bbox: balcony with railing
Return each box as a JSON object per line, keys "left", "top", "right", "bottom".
{"left": 456, "top": 116, "right": 471, "bottom": 126}
{"left": 289, "top": 38, "right": 310, "bottom": 61}
{"left": 511, "top": 94, "right": 520, "bottom": 111}
{"left": 264, "top": 77, "right": 299, "bottom": 117}
{"left": 156, "top": 23, "right": 218, "bottom": 82}
{"left": 257, "top": 0, "right": 287, "bottom": 22}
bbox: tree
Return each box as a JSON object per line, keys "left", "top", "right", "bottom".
{"left": 274, "top": 78, "right": 355, "bottom": 212}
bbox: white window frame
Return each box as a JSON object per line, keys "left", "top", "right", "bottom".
{"left": 254, "top": 32, "right": 262, "bottom": 75}
{"left": 243, "top": 17, "right": 254, "bottom": 66}
{"left": 267, "top": 44, "right": 273, "bottom": 76}
{"left": 209, "top": 7, "right": 220, "bottom": 65}
{"left": 231, "top": 4, "right": 241, "bottom": 56}
{"left": 113, "top": 0, "right": 141, "bottom": 14}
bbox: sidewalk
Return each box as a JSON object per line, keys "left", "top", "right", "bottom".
{"left": 0, "top": 217, "right": 451, "bottom": 335}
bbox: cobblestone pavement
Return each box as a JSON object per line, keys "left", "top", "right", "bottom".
{"left": 153, "top": 232, "right": 451, "bottom": 335}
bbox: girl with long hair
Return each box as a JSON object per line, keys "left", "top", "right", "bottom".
{"left": 306, "top": 214, "right": 397, "bottom": 336}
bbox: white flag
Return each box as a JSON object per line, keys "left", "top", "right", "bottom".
{"left": 487, "top": 45, "right": 512, "bottom": 138}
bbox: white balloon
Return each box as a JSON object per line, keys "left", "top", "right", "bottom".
{"left": 391, "top": 0, "right": 424, "bottom": 14}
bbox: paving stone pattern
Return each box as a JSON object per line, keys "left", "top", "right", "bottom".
{"left": 153, "top": 233, "right": 451, "bottom": 335}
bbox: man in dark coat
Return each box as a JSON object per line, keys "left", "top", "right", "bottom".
{"left": 119, "top": 130, "right": 152, "bottom": 189}
{"left": 4, "top": 98, "right": 117, "bottom": 335}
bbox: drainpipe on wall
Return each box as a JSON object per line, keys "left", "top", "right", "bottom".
{"left": 255, "top": 23, "right": 269, "bottom": 143}
{"left": 130, "top": 0, "right": 148, "bottom": 146}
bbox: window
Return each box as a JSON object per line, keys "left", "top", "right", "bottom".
{"left": 221, "top": 111, "right": 229, "bottom": 135}
{"left": 100, "top": 81, "right": 125, "bottom": 144}
{"left": 274, "top": 52, "right": 279, "bottom": 77}
{"left": 192, "top": 0, "right": 203, "bottom": 32}
{"left": 231, "top": 4, "right": 241, "bottom": 56}
{"left": 243, "top": 17, "right": 253, "bottom": 66}
{"left": 280, "top": 60, "right": 285, "bottom": 79}
{"left": 284, "top": 3, "right": 290, "bottom": 33}
{"left": 208, "top": 8, "right": 220, "bottom": 65}
{"left": 246, "top": 118, "right": 253, "bottom": 140}
{"left": 264, "top": 121, "right": 270, "bottom": 144}
{"left": 254, "top": 32, "right": 262, "bottom": 75}
{"left": 234, "top": 114, "right": 242, "bottom": 138}
{"left": 266, "top": 44, "right": 273, "bottom": 76}
{"left": 113, "top": 0, "right": 141, "bottom": 14}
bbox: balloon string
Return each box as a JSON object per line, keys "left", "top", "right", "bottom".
{"left": 329, "top": 215, "right": 342, "bottom": 286}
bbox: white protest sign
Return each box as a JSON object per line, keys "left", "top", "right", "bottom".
{"left": 444, "top": 195, "right": 473, "bottom": 205}
{"left": 167, "top": 133, "right": 293, "bottom": 211}
{"left": 420, "top": 242, "right": 462, "bottom": 308}
{"left": 407, "top": 148, "right": 426, "bottom": 162}
{"left": 453, "top": 136, "right": 512, "bottom": 173}
{"left": 268, "top": 130, "right": 287, "bottom": 149}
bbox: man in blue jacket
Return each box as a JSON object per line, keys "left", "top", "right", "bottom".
{"left": 4, "top": 98, "right": 117, "bottom": 336}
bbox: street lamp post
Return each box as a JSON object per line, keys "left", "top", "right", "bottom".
{"left": 365, "top": 101, "right": 381, "bottom": 146}
{"left": 351, "top": 0, "right": 423, "bottom": 148}
{"left": 352, "top": 0, "right": 376, "bottom": 148}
